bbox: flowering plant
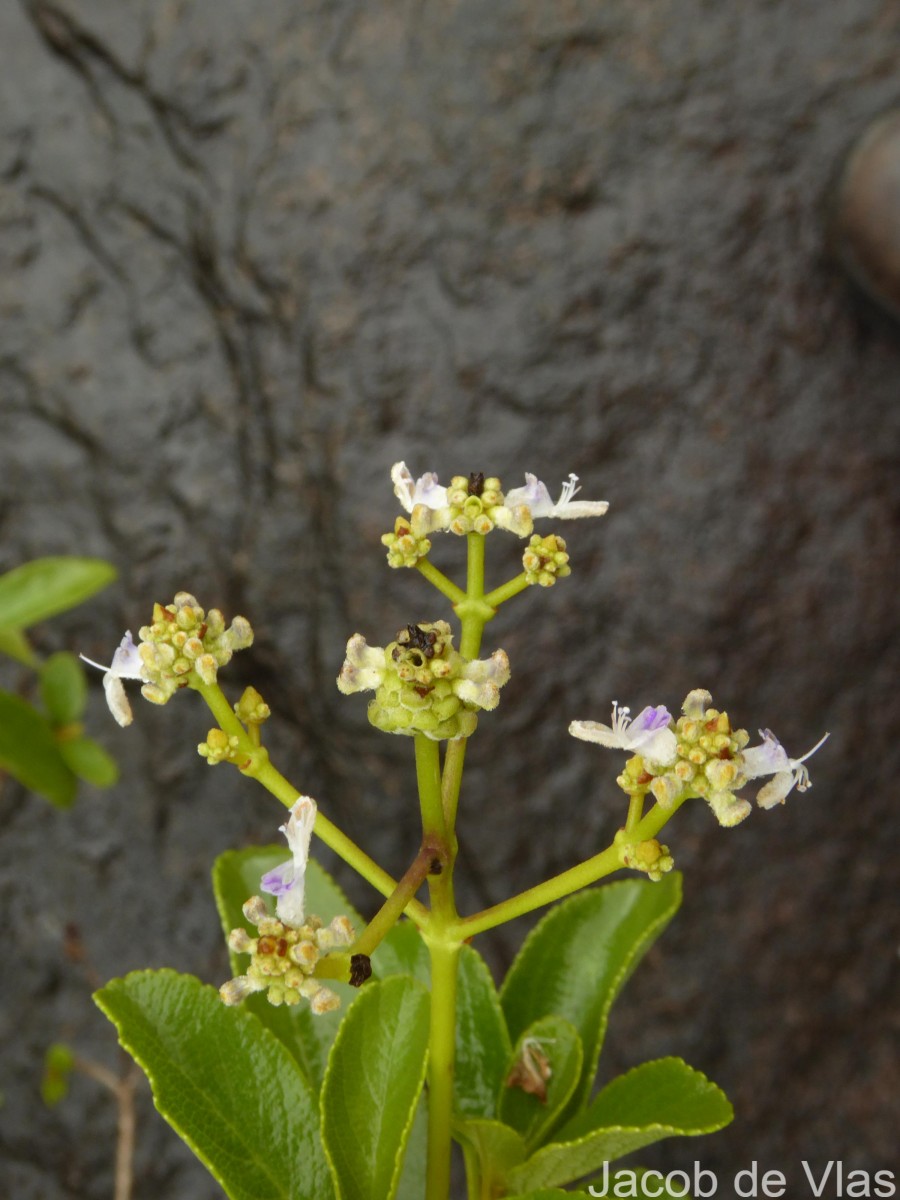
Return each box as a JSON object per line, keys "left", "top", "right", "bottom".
{"left": 86, "top": 464, "right": 826, "bottom": 1199}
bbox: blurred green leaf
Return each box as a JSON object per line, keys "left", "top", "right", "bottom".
{"left": 0, "top": 557, "right": 116, "bottom": 630}
{"left": 500, "top": 876, "right": 681, "bottom": 1110}
{"left": 0, "top": 690, "right": 77, "bottom": 807}
{"left": 212, "top": 846, "right": 361, "bottom": 1089}
{"left": 41, "top": 1043, "right": 75, "bottom": 1107}
{"left": 40, "top": 652, "right": 87, "bottom": 724}
{"left": 59, "top": 736, "right": 119, "bottom": 787}
{"left": 321, "top": 975, "right": 430, "bottom": 1200}
{"left": 96, "top": 969, "right": 334, "bottom": 1200}
{"left": 0, "top": 626, "right": 37, "bottom": 666}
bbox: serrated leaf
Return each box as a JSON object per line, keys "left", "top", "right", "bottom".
{"left": 40, "top": 652, "right": 87, "bottom": 724}
{"left": 499, "top": 1016, "right": 583, "bottom": 1152}
{"left": 456, "top": 1118, "right": 527, "bottom": 1197}
{"left": 0, "top": 690, "right": 77, "bottom": 807}
{"left": 500, "top": 876, "right": 681, "bottom": 1109}
{"left": 212, "top": 846, "right": 363, "bottom": 1088}
{"left": 321, "top": 975, "right": 430, "bottom": 1200}
{"left": 394, "top": 1096, "right": 427, "bottom": 1200}
{"left": 59, "top": 737, "right": 119, "bottom": 787}
{"left": 95, "top": 969, "right": 334, "bottom": 1200}
{"left": 506, "top": 1057, "right": 732, "bottom": 1193}
{"left": 0, "top": 557, "right": 116, "bottom": 630}
{"left": 454, "top": 944, "right": 511, "bottom": 1119}
{"left": 370, "top": 918, "right": 431, "bottom": 985}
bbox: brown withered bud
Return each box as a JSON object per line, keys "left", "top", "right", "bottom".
{"left": 349, "top": 954, "right": 373, "bottom": 987}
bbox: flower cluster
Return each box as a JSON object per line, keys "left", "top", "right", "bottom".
{"left": 337, "top": 621, "right": 510, "bottom": 740}
{"left": 219, "top": 797, "right": 356, "bottom": 1014}
{"left": 220, "top": 897, "right": 353, "bottom": 1013}
{"left": 522, "top": 533, "right": 571, "bottom": 587}
{"left": 81, "top": 592, "right": 253, "bottom": 727}
{"left": 570, "top": 690, "right": 828, "bottom": 828}
{"left": 386, "top": 462, "right": 608, "bottom": 558}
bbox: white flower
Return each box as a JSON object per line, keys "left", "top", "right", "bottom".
{"left": 260, "top": 796, "right": 317, "bottom": 926}
{"left": 454, "top": 649, "right": 511, "bottom": 711}
{"left": 741, "top": 729, "right": 830, "bottom": 809}
{"left": 504, "top": 473, "right": 609, "bottom": 521}
{"left": 336, "top": 633, "right": 386, "bottom": 694}
{"left": 80, "top": 631, "right": 146, "bottom": 727}
{"left": 569, "top": 701, "right": 678, "bottom": 766}
{"left": 391, "top": 462, "right": 449, "bottom": 513}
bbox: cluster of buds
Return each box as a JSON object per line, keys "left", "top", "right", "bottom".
{"left": 381, "top": 516, "right": 432, "bottom": 568}
{"left": 571, "top": 690, "right": 828, "bottom": 831}
{"left": 522, "top": 533, "right": 571, "bottom": 587}
{"left": 220, "top": 897, "right": 353, "bottom": 1013}
{"left": 81, "top": 593, "right": 254, "bottom": 727}
{"left": 138, "top": 593, "right": 253, "bottom": 702}
{"left": 337, "top": 621, "right": 510, "bottom": 740}
{"left": 614, "top": 831, "right": 675, "bottom": 881}
{"left": 385, "top": 462, "right": 608, "bottom": 560}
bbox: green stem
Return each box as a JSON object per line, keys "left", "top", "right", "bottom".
{"left": 441, "top": 737, "right": 468, "bottom": 828}
{"left": 482, "top": 572, "right": 531, "bottom": 609}
{"left": 415, "top": 734, "right": 447, "bottom": 842}
{"left": 625, "top": 791, "right": 644, "bottom": 832}
{"left": 416, "top": 558, "right": 467, "bottom": 605}
{"left": 424, "top": 935, "right": 460, "bottom": 1200}
{"left": 352, "top": 847, "right": 436, "bottom": 957}
{"left": 192, "top": 678, "right": 429, "bottom": 927}
{"left": 454, "top": 797, "right": 687, "bottom": 940}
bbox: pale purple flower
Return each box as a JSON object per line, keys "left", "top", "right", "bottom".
{"left": 260, "top": 796, "right": 317, "bottom": 926}
{"left": 569, "top": 701, "right": 678, "bottom": 766}
{"left": 504, "top": 472, "right": 609, "bottom": 521}
{"left": 391, "top": 462, "right": 449, "bottom": 514}
{"left": 741, "top": 729, "right": 830, "bottom": 809}
{"left": 80, "top": 631, "right": 145, "bottom": 727}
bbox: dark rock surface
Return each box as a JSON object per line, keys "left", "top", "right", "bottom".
{"left": 1, "top": 1, "right": 898, "bottom": 1196}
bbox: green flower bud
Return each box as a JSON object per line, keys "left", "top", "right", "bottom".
{"left": 337, "top": 622, "right": 510, "bottom": 741}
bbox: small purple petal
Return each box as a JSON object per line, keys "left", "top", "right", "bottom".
{"left": 505, "top": 474, "right": 555, "bottom": 516}
{"left": 260, "top": 860, "right": 295, "bottom": 897}
{"left": 629, "top": 705, "right": 673, "bottom": 734}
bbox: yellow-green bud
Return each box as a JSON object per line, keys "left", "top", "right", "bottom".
{"left": 235, "top": 686, "right": 271, "bottom": 725}
{"left": 382, "top": 516, "right": 432, "bottom": 568}
{"left": 522, "top": 533, "right": 571, "bottom": 587}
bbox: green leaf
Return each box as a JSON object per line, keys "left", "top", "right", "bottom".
{"left": 499, "top": 1016, "right": 583, "bottom": 1152}
{"left": 212, "top": 846, "right": 363, "bottom": 1088}
{"left": 394, "top": 1097, "right": 427, "bottom": 1200}
{"left": 0, "top": 626, "right": 37, "bottom": 666}
{"left": 40, "top": 652, "right": 87, "bottom": 724}
{"left": 321, "top": 975, "right": 430, "bottom": 1200}
{"left": 500, "top": 875, "right": 681, "bottom": 1108}
{"left": 0, "top": 690, "right": 77, "bottom": 807}
{"left": 505, "top": 1057, "right": 733, "bottom": 1193}
{"left": 454, "top": 944, "right": 511, "bottom": 1120}
{"left": 0, "top": 557, "right": 116, "bottom": 630}
{"left": 455, "top": 1118, "right": 526, "bottom": 1197}
{"left": 370, "top": 918, "right": 431, "bottom": 986}
{"left": 41, "top": 1043, "right": 75, "bottom": 1107}
{"left": 58, "top": 736, "right": 119, "bottom": 787}
{"left": 95, "top": 969, "right": 334, "bottom": 1200}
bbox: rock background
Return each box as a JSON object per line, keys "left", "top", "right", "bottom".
{"left": 1, "top": 1, "right": 898, "bottom": 1196}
